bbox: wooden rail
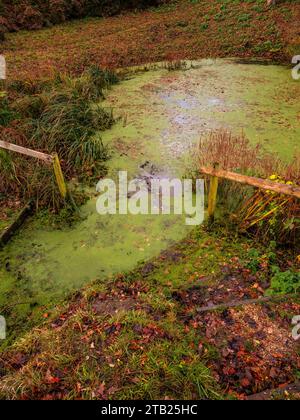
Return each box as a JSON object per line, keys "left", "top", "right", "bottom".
{"left": 0, "top": 140, "right": 53, "bottom": 164}
{"left": 200, "top": 165, "right": 300, "bottom": 222}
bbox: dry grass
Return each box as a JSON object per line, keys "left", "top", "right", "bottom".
{"left": 197, "top": 130, "right": 283, "bottom": 177}
{"left": 197, "top": 130, "right": 300, "bottom": 249}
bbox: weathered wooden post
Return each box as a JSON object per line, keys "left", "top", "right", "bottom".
{"left": 53, "top": 153, "right": 67, "bottom": 199}
{"left": 207, "top": 163, "right": 219, "bottom": 223}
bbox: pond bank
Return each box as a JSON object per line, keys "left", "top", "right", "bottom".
{"left": 1, "top": 59, "right": 299, "bottom": 345}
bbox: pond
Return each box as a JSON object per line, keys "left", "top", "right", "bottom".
{"left": 1, "top": 59, "right": 299, "bottom": 344}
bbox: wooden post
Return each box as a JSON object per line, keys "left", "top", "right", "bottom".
{"left": 0, "top": 202, "right": 33, "bottom": 248}
{"left": 207, "top": 163, "right": 219, "bottom": 223}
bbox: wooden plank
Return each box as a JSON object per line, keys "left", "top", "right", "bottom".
{"left": 0, "top": 140, "right": 53, "bottom": 164}
{"left": 199, "top": 166, "right": 300, "bottom": 199}
{"left": 0, "top": 202, "right": 33, "bottom": 248}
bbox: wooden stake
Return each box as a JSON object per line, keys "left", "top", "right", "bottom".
{"left": 0, "top": 202, "right": 33, "bottom": 248}
{"left": 53, "top": 153, "right": 67, "bottom": 199}
{"left": 207, "top": 163, "right": 219, "bottom": 222}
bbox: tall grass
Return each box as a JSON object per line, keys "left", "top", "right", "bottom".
{"left": 197, "top": 130, "right": 284, "bottom": 177}
{"left": 27, "top": 92, "right": 112, "bottom": 167}
{"left": 0, "top": 127, "right": 63, "bottom": 209}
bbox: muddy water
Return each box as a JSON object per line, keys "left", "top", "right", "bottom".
{"left": 1, "top": 59, "right": 299, "bottom": 341}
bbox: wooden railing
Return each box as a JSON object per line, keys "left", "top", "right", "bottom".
{"left": 0, "top": 140, "right": 67, "bottom": 198}
{"left": 200, "top": 164, "right": 300, "bottom": 221}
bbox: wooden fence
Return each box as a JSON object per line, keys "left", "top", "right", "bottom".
{"left": 200, "top": 164, "right": 300, "bottom": 221}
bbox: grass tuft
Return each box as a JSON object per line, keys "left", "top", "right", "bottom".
{"left": 0, "top": 66, "right": 118, "bottom": 211}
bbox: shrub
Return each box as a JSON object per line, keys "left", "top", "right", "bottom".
{"left": 0, "top": 0, "right": 167, "bottom": 36}
{"left": 48, "top": 0, "right": 67, "bottom": 25}
{"left": 0, "top": 16, "right": 7, "bottom": 41}
{"left": 16, "top": 5, "right": 44, "bottom": 30}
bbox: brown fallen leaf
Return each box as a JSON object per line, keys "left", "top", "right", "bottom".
{"left": 45, "top": 369, "right": 60, "bottom": 384}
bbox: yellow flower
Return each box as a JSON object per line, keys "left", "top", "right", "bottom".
{"left": 269, "top": 174, "right": 277, "bottom": 180}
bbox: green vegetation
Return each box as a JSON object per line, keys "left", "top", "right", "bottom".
{"left": 0, "top": 228, "right": 299, "bottom": 399}
{"left": 0, "top": 66, "right": 118, "bottom": 209}
{"left": 268, "top": 267, "right": 300, "bottom": 295}
{"left": 0, "top": 94, "right": 18, "bottom": 126}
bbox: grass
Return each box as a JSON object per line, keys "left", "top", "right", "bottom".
{"left": 0, "top": 226, "right": 299, "bottom": 400}
{"left": 0, "top": 66, "right": 118, "bottom": 211}
{"left": 0, "top": 229, "right": 223, "bottom": 399}
{"left": 1, "top": 0, "right": 299, "bottom": 81}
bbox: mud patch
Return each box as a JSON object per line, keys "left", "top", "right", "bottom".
{"left": 194, "top": 303, "right": 300, "bottom": 396}
{"left": 92, "top": 297, "right": 137, "bottom": 316}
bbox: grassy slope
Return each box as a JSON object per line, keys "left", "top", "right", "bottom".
{"left": 1, "top": 0, "right": 299, "bottom": 81}
{"left": 0, "top": 227, "right": 299, "bottom": 400}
